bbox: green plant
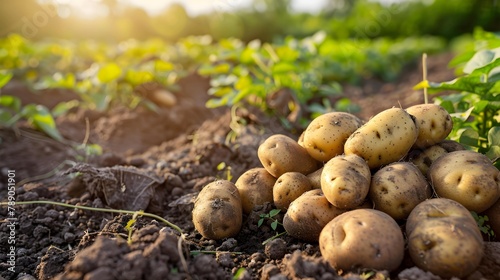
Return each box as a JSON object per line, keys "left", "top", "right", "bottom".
{"left": 414, "top": 29, "right": 500, "bottom": 169}
{"left": 125, "top": 211, "right": 142, "bottom": 245}
{"left": 471, "top": 211, "right": 495, "bottom": 238}
{"left": 257, "top": 208, "right": 287, "bottom": 245}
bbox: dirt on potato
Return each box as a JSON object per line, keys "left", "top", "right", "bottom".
{"left": 1, "top": 52, "right": 499, "bottom": 280}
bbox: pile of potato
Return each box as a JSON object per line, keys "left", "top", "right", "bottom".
{"left": 192, "top": 104, "right": 500, "bottom": 278}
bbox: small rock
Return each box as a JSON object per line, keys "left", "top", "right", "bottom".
{"left": 216, "top": 251, "right": 234, "bottom": 268}
{"left": 265, "top": 238, "right": 287, "bottom": 260}
{"left": 218, "top": 238, "right": 237, "bottom": 251}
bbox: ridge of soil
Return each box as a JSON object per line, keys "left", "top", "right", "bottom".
{"left": 1, "top": 52, "right": 499, "bottom": 280}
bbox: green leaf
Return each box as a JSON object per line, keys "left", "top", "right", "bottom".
{"left": 488, "top": 127, "right": 500, "bottom": 146}
{"left": 52, "top": 100, "right": 80, "bottom": 117}
{"left": 269, "top": 209, "right": 281, "bottom": 217}
{"left": 485, "top": 145, "right": 500, "bottom": 162}
{"left": 271, "top": 62, "right": 297, "bottom": 74}
{"left": 97, "top": 63, "right": 122, "bottom": 83}
{"left": 0, "top": 95, "right": 21, "bottom": 112}
{"left": 0, "top": 72, "right": 13, "bottom": 89}
{"left": 271, "top": 220, "right": 278, "bottom": 231}
{"left": 463, "top": 48, "right": 499, "bottom": 74}
{"left": 457, "top": 128, "right": 479, "bottom": 147}
{"left": 155, "top": 60, "right": 175, "bottom": 72}
{"left": 257, "top": 219, "right": 264, "bottom": 228}
{"left": 22, "top": 104, "right": 63, "bottom": 141}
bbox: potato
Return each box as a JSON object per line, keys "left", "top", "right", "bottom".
{"left": 405, "top": 197, "right": 480, "bottom": 238}
{"left": 406, "top": 198, "right": 484, "bottom": 278}
{"left": 306, "top": 167, "right": 323, "bottom": 189}
{"left": 405, "top": 104, "right": 453, "bottom": 149}
{"left": 429, "top": 150, "right": 500, "bottom": 213}
{"left": 369, "top": 162, "right": 432, "bottom": 220}
{"left": 192, "top": 180, "right": 242, "bottom": 240}
{"left": 301, "top": 112, "right": 363, "bottom": 162}
{"left": 258, "top": 134, "right": 318, "bottom": 178}
{"left": 319, "top": 209, "right": 405, "bottom": 272}
{"left": 321, "top": 154, "right": 371, "bottom": 209}
{"left": 273, "top": 172, "right": 314, "bottom": 210}
{"left": 283, "top": 189, "right": 346, "bottom": 242}
{"left": 235, "top": 168, "right": 276, "bottom": 214}
{"left": 407, "top": 140, "right": 465, "bottom": 176}
{"left": 344, "top": 107, "right": 418, "bottom": 169}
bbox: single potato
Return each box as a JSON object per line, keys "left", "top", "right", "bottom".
{"left": 235, "top": 168, "right": 277, "bottom": 214}
{"left": 407, "top": 140, "right": 464, "bottom": 177}
{"left": 405, "top": 198, "right": 480, "bottom": 237}
{"left": 405, "top": 198, "right": 484, "bottom": 279}
{"left": 302, "top": 112, "right": 363, "bottom": 162}
{"left": 370, "top": 162, "right": 432, "bottom": 220}
{"left": 283, "top": 189, "right": 346, "bottom": 242}
{"left": 429, "top": 150, "right": 500, "bottom": 213}
{"left": 258, "top": 134, "right": 318, "bottom": 178}
{"left": 405, "top": 104, "right": 453, "bottom": 149}
{"left": 319, "top": 209, "right": 405, "bottom": 272}
{"left": 344, "top": 107, "right": 418, "bottom": 169}
{"left": 321, "top": 154, "right": 371, "bottom": 209}
{"left": 306, "top": 167, "right": 323, "bottom": 189}
{"left": 273, "top": 172, "right": 314, "bottom": 210}
{"left": 192, "top": 180, "right": 243, "bottom": 240}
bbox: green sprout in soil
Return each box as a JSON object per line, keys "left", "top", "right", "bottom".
{"left": 258, "top": 208, "right": 287, "bottom": 245}
{"left": 471, "top": 211, "right": 495, "bottom": 239}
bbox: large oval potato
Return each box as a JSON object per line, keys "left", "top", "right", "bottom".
{"left": 406, "top": 198, "right": 484, "bottom": 279}
{"left": 429, "top": 150, "right": 500, "bottom": 213}
{"left": 344, "top": 107, "right": 418, "bottom": 169}
{"left": 283, "top": 189, "right": 346, "bottom": 242}
{"left": 405, "top": 103, "right": 453, "bottom": 149}
{"left": 321, "top": 154, "right": 371, "bottom": 209}
{"left": 192, "top": 180, "right": 243, "bottom": 240}
{"left": 301, "top": 112, "right": 363, "bottom": 162}
{"left": 319, "top": 209, "right": 405, "bottom": 272}
{"left": 273, "top": 172, "right": 314, "bottom": 210}
{"left": 258, "top": 134, "right": 318, "bottom": 178}
{"left": 235, "top": 168, "right": 276, "bottom": 214}
{"left": 370, "top": 162, "right": 432, "bottom": 220}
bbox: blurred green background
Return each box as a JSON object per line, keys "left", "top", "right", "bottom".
{"left": 1, "top": 0, "right": 499, "bottom": 42}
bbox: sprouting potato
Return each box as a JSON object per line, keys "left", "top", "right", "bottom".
{"left": 192, "top": 180, "right": 243, "bottom": 240}
{"left": 258, "top": 134, "right": 319, "bottom": 178}
{"left": 344, "top": 107, "right": 418, "bottom": 169}
{"left": 405, "top": 103, "right": 453, "bottom": 149}
{"left": 301, "top": 112, "right": 363, "bottom": 162}
{"left": 321, "top": 154, "right": 371, "bottom": 209}
{"left": 283, "top": 189, "right": 346, "bottom": 242}
{"left": 235, "top": 168, "right": 276, "bottom": 214}
{"left": 369, "top": 162, "right": 432, "bottom": 220}
{"left": 319, "top": 209, "right": 405, "bottom": 273}
{"left": 273, "top": 172, "right": 314, "bottom": 210}
{"left": 428, "top": 150, "right": 500, "bottom": 213}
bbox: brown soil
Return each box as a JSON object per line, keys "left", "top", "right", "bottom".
{"left": 1, "top": 52, "right": 499, "bottom": 280}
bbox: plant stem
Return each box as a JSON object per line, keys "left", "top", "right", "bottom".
{"left": 422, "top": 53, "right": 428, "bottom": 104}
{"left": 0, "top": 200, "right": 183, "bottom": 235}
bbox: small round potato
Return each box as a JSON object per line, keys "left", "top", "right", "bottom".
{"left": 306, "top": 167, "right": 323, "bottom": 189}
{"left": 258, "top": 134, "right": 318, "bottom": 178}
{"left": 301, "top": 112, "right": 363, "bottom": 162}
{"left": 319, "top": 209, "right": 405, "bottom": 272}
{"left": 406, "top": 199, "right": 484, "bottom": 279}
{"left": 344, "top": 107, "right": 418, "bottom": 169}
{"left": 273, "top": 172, "right": 314, "bottom": 210}
{"left": 321, "top": 154, "right": 371, "bottom": 209}
{"left": 429, "top": 150, "right": 500, "bottom": 213}
{"left": 407, "top": 140, "right": 465, "bottom": 176}
{"left": 235, "top": 168, "right": 277, "bottom": 214}
{"left": 370, "top": 162, "right": 432, "bottom": 220}
{"left": 192, "top": 180, "right": 243, "bottom": 240}
{"left": 283, "top": 189, "right": 346, "bottom": 242}
{"left": 405, "top": 104, "right": 453, "bottom": 149}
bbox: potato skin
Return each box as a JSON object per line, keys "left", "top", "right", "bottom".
{"left": 283, "top": 189, "right": 345, "bottom": 242}
{"left": 258, "top": 134, "right": 318, "bottom": 178}
{"left": 405, "top": 104, "right": 453, "bottom": 149}
{"left": 192, "top": 180, "right": 242, "bottom": 240}
{"left": 406, "top": 199, "right": 484, "bottom": 279}
{"left": 302, "top": 112, "right": 363, "bottom": 162}
{"left": 344, "top": 107, "right": 418, "bottom": 169}
{"left": 235, "top": 168, "right": 276, "bottom": 214}
{"left": 321, "top": 154, "right": 371, "bottom": 209}
{"left": 273, "top": 172, "right": 314, "bottom": 210}
{"left": 429, "top": 150, "right": 500, "bottom": 213}
{"left": 370, "top": 162, "right": 431, "bottom": 220}
{"left": 319, "top": 209, "right": 405, "bottom": 272}
{"left": 306, "top": 167, "right": 323, "bottom": 189}
{"left": 407, "top": 140, "right": 465, "bottom": 176}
